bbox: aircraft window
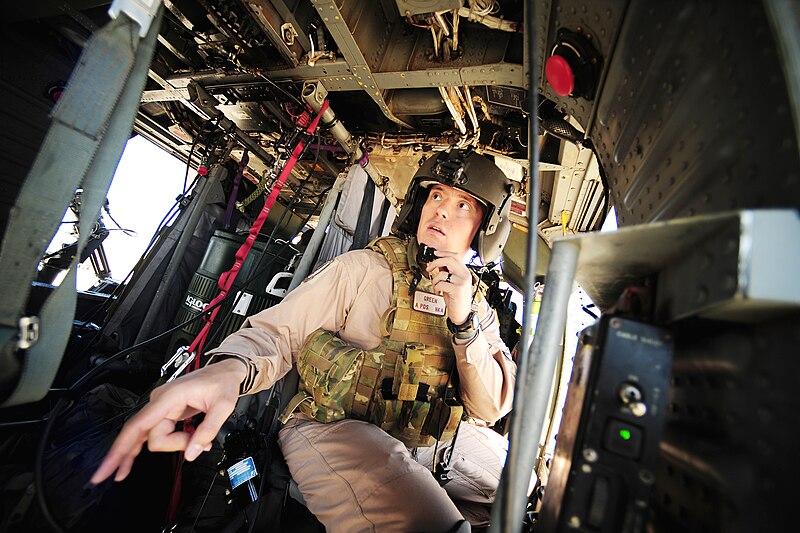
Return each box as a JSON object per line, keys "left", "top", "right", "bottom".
{"left": 42, "top": 136, "right": 185, "bottom": 291}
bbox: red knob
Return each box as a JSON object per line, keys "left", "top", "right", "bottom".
{"left": 545, "top": 55, "right": 575, "bottom": 97}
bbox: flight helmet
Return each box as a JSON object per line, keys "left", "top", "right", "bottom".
{"left": 393, "top": 148, "right": 516, "bottom": 264}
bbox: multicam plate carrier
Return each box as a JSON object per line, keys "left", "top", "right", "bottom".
{"left": 281, "top": 236, "right": 463, "bottom": 448}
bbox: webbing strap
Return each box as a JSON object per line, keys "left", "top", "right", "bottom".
{"left": 164, "top": 100, "right": 330, "bottom": 528}
{"left": 223, "top": 151, "right": 248, "bottom": 229}
{"left": 0, "top": 8, "right": 162, "bottom": 407}
{"left": 350, "top": 177, "right": 376, "bottom": 250}
{"left": 375, "top": 197, "right": 391, "bottom": 239}
{"left": 185, "top": 100, "right": 330, "bottom": 364}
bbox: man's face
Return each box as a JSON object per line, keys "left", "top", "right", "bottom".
{"left": 416, "top": 184, "right": 485, "bottom": 255}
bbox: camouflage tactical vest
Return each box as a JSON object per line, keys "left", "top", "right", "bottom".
{"left": 280, "top": 235, "right": 463, "bottom": 448}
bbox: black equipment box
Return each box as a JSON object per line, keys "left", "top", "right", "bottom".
{"left": 538, "top": 316, "right": 673, "bottom": 532}
{"left": 170, "top": 230, "right": 296, "bottom": 353}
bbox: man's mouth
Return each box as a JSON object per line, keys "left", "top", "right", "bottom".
{"left": 427, "top": 225, "right": 446, "bottom": 236}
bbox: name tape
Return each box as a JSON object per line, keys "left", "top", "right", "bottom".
{"left": 413, "top": 290, "right": 446, "bottom": 316}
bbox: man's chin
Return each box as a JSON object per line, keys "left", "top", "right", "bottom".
{"left": 418, "top": 232, "right": 445, "bottom": 249}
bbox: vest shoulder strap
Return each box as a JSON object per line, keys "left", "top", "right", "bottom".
{"left": 367, "top": 235, "right": 408, "bottom": 273}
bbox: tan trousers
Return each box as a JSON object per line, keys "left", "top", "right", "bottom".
{"left": 278, "top": 417, "right": 507, "bottom": 533}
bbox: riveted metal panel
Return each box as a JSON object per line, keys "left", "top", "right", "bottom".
{"left": 407, "top": 25, "right": 510, "bottom": 71}
{"left": 377, "top": 15, "right": 420, "bottom": 72}
{"left": 654, "top": 313, "right": 800, "bottom": 532}
{"left": 373, "top": 63, "right": 523, "bottom": 89}
{"left": 311, "top": 0, "right": 411, "bottom": 128}
{"left": 655, "top": 211, "right": 800, "bottom": 323}
{"left": 339, "top": 0, "right": 393, "bottom": 72}
{"left": 591, "top": 0, "right": 800, "bottom": 227}
{"left": 536, "top": 0, "right": 628, "bottom": 128}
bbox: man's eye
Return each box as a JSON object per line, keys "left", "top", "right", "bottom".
{"left": 431, "top": 192, "right": 442, "bottom": 200}
{"left": 458, "top": 201, "right": 470, "bottom": 210}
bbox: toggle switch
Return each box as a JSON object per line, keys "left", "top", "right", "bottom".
{"left": 618, "top": 382, "right": 647, "bottom": 417}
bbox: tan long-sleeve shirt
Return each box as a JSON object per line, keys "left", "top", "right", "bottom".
{"left": 206, "top": 247, "right": 516, "bottom": 424}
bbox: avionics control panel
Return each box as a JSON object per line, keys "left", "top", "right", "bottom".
{"left": 538, "top": 316, "right": 673, "bottom": 532}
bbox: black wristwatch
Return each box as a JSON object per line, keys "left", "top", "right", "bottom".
{"left": 447, "top": 311, "right": 478, "bottom": 335}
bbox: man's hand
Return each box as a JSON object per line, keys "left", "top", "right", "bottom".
{"left": 426, "top": 250, "right": 473, "bottom": 325}
{"left": 90, "top": 358, "right": 247, "bottom": 484}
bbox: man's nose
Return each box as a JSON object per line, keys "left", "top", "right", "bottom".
{"left": 435, "top": 203, "right": 449, "bottom": 219}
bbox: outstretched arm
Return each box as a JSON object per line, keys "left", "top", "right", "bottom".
{"left": 90, "top": 359, "right": 246, "bottom": 484}
{"left": 92, "top": 251, "right": 373, "bottom": 484}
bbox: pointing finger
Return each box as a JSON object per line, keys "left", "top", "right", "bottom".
{"left": 147, "top": 419, "right": 190, "bottom": 452}
{"left": 185, "top": 400, "right": 236, "bottom": 461}
{"left": 91, "top": 429, "right": 145, "bottom": 484}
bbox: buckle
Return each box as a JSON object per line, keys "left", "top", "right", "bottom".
{"left": 108, "top": 0, "right": 161, "bottom": 37}
{"left": 161, "top": 345, "right": 195, "bottom": 382}
{"left": 17, "top": 317, "right": 40, "bottom": 350}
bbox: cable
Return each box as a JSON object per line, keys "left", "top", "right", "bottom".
{"left": 37, "top": 123, "right": 328, "bottom": 531}
{"left": 254, "top": 71, "right": 304, "bottom": 108}
{"left": 181, "top": 117, "right": 222, "bottom": 194}
{"left": 585, "top": 140, "right": 611, "bottom": 230}
{"left": 0, "top": 419, "right": 46, "bottom": 428}
{"left": 183, "top": 137, "right": 200, "bottom": 194}
{"left": 102, "top": 207, "right": 137, "bottom": 237}
{"left": 190, "top": 469, "right": 220, "bottom": 532}
{"left": 497, "top": 0, "right": 541, "bottom": 525}
{"left": 35, "top": 398, "right": 68, "bottom": 533}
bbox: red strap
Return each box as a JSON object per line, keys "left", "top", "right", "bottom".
{"left": 188, "top": 100, "right": 329, "bottom": 365}
{"left": 164, "top": 100, "right": 329, "bottom": 527}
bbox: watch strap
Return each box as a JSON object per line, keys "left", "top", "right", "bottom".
{"left": 447, "top": 311, "right": 477, "bottom": 335}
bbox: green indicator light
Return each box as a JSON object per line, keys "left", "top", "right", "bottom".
{"left": 619, "top": 429, "right": 632, "bottom": 441}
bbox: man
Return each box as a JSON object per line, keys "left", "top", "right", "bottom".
{"left": 92, "top": 149, "right": 517, "bottom": 532}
